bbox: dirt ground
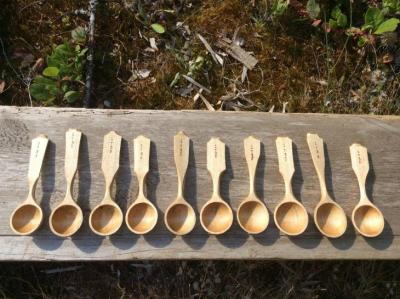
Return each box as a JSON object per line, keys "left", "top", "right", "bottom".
{"left": 1, "top": 1, "right": 400, "bottom": 298}
{"left": 1, "top": 0, "right": 399, "bottom": 113}
{"left": 1, "top": 261, "right": 399, "bottom": 298}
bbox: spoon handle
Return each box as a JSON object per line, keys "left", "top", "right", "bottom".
{"left": 134, "top": 135, "right": 151, "bottom": 199}
{"left": 27, "top": 134, "right": 49, "bottom": 198}
{"left": 101, "top": 131, "right": 122, "bottom": 200}
{"left": 174, "top": 131, "right": 190, "bottom": 198}
{"left": 244, "top": 136, "right": 260, "bottom": 196}
{"left": 64, "top": 129, "right": 82, "bottom": 199}
{"left": 350, "top": 143, "right": 369, "bottom": 201}
{"left": 207, "top": 138, "right": 225, "bottom": 198}
{"left": 306, "top": 133, "right": 328, "bottom": 198}
{"left": 275, "top": 137, "right": 294, "bottom": 198}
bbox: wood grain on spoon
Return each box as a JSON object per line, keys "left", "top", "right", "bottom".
{"left": 237, "top": 136, "right": 269, "bottom": 234}
{"left": 274, "top": 137, "right": 308, "bottom": 236}
{"left": 200, "top": 137, "right": 233, "bottom": 235}
{"left": 350, "top": 143, "right": 384, "bottom": 238}
{"left": 125, "top": 135, "right": 158, "bottom": 234}
{"left": 49, "top": 129, "right": 83, "bottom": 237}
{"left": 10, "top": 134, "right": 48, "bottom": 235}
{"left": 307, "top": 133, "right": 347, "bottom": 238}
{"left": 89, "top": 131, "right": 123, "bottom": 236}
{"left": 164, "top": 131, "right": 196, "bottom": 235}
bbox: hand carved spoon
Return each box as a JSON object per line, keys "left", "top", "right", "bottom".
{"left": 164, "top": 131, "right": 196, "bottom": 235}
{"left": 126, "top": 135, "right": 158, "bottom": 234}
{"left": 307, "top": 133, "right": 347, "bottom": 238}
{"left": 10, "top": 134, "right": 48, "bottom": 235}
{"left": 200, "top": 138, "right": 233, "bottom": 235}
{"left": 89, "top": 131, "right": 123, "bottom": 236}
{"left": 237, "top": 136, "right": 269, "bottom": 234}
{"left": 273, "top": 137, "right": 308, "bottom": 236}
{"left": 49, "top": 129, "right": 83, "bottom": 237}
{"left": 350, "top": 143, "right": 384, "bottom": 237}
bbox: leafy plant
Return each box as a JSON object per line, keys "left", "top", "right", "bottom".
{"left": 329, "top": 5, "right": 348, "bottom": 29}
{"left": 383, "top": 0, "right": 400, "bottom": 14}
{"left": 306, "top": 0, "right": 320, "bottom": 19}
{"left": 362, "top": 7, "right": 399, "bottom": 34}
{"left": 30, "top": 27, "right": 87, "bottom": 105}
{"left": 270, "top": 0, "right": 289, "bottom": 18}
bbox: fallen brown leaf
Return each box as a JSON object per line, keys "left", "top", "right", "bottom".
{"left": 0, "top": 80, "right": 5, "bottom": 94}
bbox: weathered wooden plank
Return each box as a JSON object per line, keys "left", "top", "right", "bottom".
{"left": 0, "top": 107, "right": 399, "bottom": 260}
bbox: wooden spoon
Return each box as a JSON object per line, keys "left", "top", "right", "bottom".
{"left": 307, "top": 133, "right": 347, "bottom": 238}
{"left": 164, "top": 132, "right": 196, "bottom": 235}
{"left": 126, "top": 135, "right": 158, "bottom": 234}
{"left": 274, "top": 137, "right": 308, "bottom": 236}
{"left": 200, "top": 138, "right": 233, "bottom": 235}
{"left": 350, "top": 143, "right": 384, "bottom": 237}
{"left": 237, "top": 136, "right": 269, "bottom": 234}
{"left": 49, "top": 129, "right": 83, "bottom": 237}
{"left": 10, "top": 134, "right": 48, "bottom": 235}
{"left": 89, "top": 131, "right": 123, "bottom": 236}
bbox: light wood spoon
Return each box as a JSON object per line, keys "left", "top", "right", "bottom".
{"left": 350, "top": 143, "right": 384, "bottom": 237}
{"left": 237, "top": 136, "right": 269, "bottom": 234}
{"left": 164, "top": 132, "right": 196, "bottom": 235}
{"left": 274, "top": 137, "right": 308, "bottom": 236}
{"left": 307, "top": 133, "right": 347, "bottom": 238}
{"left": 200, "top": 137, "right": 233, "bottom": 235}
{"left": 126, "top": 135, "right": 158, "bottom": 234}
{"left": 49, "top": 129, "right": 83, "bottom": 237}
{"left": 89, "top": 131, "right": 123, "bottom": 236}
{"left": 10, "top": 134, "right": 48, "bottom": 235}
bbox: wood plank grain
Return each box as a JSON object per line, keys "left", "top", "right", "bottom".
{"left": 0, "top": 107, "right": 399, "bottom": 260}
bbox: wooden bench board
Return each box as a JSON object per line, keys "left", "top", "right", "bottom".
{"left": 0, "top": 107, "right": 399, "bottom": 260}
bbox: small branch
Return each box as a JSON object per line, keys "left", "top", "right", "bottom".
{"left": 84, "top": 0, "right": 98, "bottom": 108}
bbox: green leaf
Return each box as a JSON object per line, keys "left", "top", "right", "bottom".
{"left": 71, "top": 26, "right": 86, "bottom": 44}
{"left": 383, "top": 0, "right": 400, "bottom": 13}
{"left": 357, "top": 36, "right": 368, "bottom": 47}
{"left": 64, "top": 90, "right": 81, "bottom": 103}
{"left": 329, "top": 6, "right": 347, "bottom": 28}
{"left": 306, "top": 0, "right": 320, "bottom": 19}
{"left": 331, "top": 6, "right": 341, "bottom": 19}
{"left": 337, "top": 13, "right": 348, "bottom": 28}
{"left": 43, "top": 67, "right": 60, "bottom": 77}
{"left": 329, "top": 19, "right": 338, "bottom": 29}
{"left": 364, "top": 7, "right": 384, "bottom": 30}
{"left": 151, "top": 23, "right": 166, "bottom": 34}
{"left": 374, "top": 18, "right": 400, "bottom": 34}
{"left": 30, "top": 77, "right": 58, "bottom": 103}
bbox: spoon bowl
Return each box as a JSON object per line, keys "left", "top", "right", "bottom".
{"left": 164, "top": 132, "right": 196, "bottom": 235}
{"left": 49, "top": 129, "right": 84, "bottom": 237}
{"left": 352, "top": 204, "right": 384, "bottom": 237}
{"left": 50, "top": 204, "right": 83, "bottom": 237}
{"left": 126, "top": 135, "right": 158, "bottom": 235}
{"left": 314, "top": 201, "right": 347, "bottom": 238}
{"left": 90, "top": 203, "right": 123, "bottom": 236}
{"left": 350, "top": 143, "right": 384, "bottom": 238}
{"left": 165, "top": 202, "right": 196, "bottom": 235}
{"left": 200, "top": 200, "right": 233, "bottom": 235}
{"left": 10, "top": 134, "right": 48, "bottom": 235}
{"left": 200, "top": 138, "right": 233, "bottom": 235}
{"left": 10, "top": 203, "right": 43, "bottom": 235}
{"left": 237, "top": 136, "right": 269, "bottom": 234}
{"left": 274, "top": 137, "right": 309, "bottom": 236}
{"left": 89, "top": 131, "right": 123, "bottom": 236}
{"left": 126, "top": 201, "right": 158, "bottom": 234}
{"left": 274, "top": 200, "right": 308, "bottom": 236}
{"left": 237, "top": 199, "right": 269, "bottom": 234}
{"left": 307, "top": 133, "right": 347, "bottom": 238}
